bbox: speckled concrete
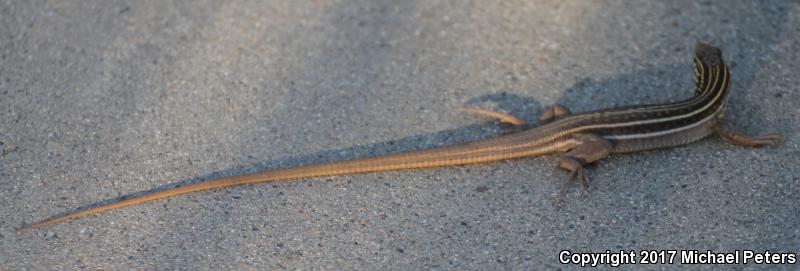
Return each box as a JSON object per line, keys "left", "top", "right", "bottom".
{"left": 1, "top": 1, "right": 798, "bottom": 270}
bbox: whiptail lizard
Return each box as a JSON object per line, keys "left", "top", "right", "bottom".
{"left": 17, "top": 43, "right": 782, "bottom": 231}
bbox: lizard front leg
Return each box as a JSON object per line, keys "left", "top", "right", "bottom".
{"left": 715, "top": 119, "right": 783, "bottom": 147}
{"left": 538, "top": 104, "right": 572, "bottom": 125}
{"left": 554, "top": 134, "right": 612, "bottom": 195}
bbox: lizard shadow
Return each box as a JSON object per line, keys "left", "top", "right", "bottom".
{"left": 460, "top": 58, "right": 773, "bottom": 133}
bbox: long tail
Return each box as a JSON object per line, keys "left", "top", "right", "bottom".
{"left": 17, "top": 131, "right": 573, "bottom": 231}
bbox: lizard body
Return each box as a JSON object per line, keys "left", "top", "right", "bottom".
{"left": 17, "top": 43, "right": 781, "bottom": 231}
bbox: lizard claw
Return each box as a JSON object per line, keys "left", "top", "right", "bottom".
{"left": 750, "top": 133, "right": 783, "bottom": 147}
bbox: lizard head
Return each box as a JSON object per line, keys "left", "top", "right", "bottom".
{"left": 694, "top": 42, "right": 723, "bottom": 66}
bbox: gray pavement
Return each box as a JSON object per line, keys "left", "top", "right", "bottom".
{"left": 1, "top": 1, "right": 798, "bottom": 270}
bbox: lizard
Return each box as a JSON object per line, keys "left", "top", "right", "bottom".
{"left": 17, "top": 43, "right": 782, "bottom": 231}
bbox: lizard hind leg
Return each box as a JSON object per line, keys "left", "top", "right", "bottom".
{"left": 715, "top": 119, "right": 783, "bottom": 147}
{"left": 538, "top": 104, "right": 572, "bottom": 125}
{"left": 553, "top": 134, "right": 612, "bottom": 198}
{"left": 458, "top": 107, "right": 526, "bottom": 126}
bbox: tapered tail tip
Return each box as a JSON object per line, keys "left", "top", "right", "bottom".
{"left": 16, "top": 215, "right": 70, "bottom": 232}
{"left": 16, "top": 224, "right": 37, "bottom": 232}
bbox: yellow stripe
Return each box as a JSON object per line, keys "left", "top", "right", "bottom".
{"left": 530, "top": 63, "right": 726, "bottom": 145}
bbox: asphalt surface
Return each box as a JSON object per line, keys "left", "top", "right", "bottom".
{"left": 1, "top": 1, "right": 798, "bottom": 270}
